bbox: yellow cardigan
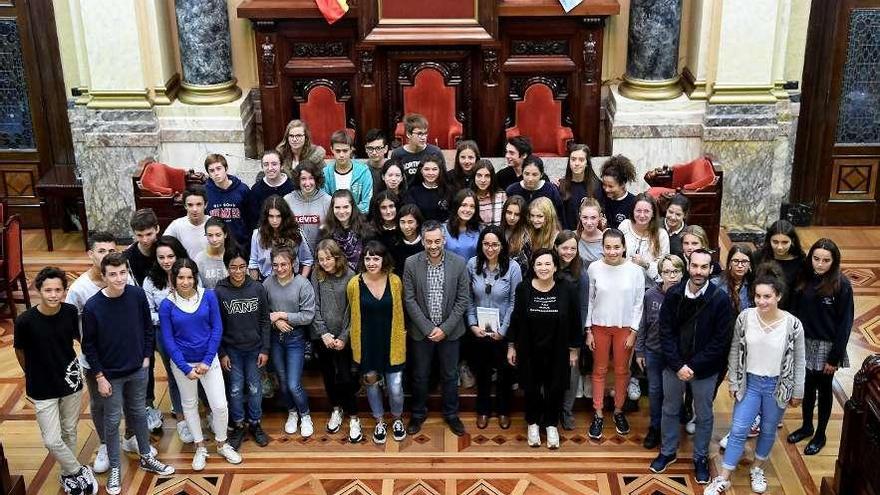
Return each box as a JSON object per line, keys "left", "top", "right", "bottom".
{"left": 346, "top": 273, "right": 406, "bottom": 366}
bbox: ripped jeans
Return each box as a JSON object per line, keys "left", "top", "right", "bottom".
{"left": 226, "top": 347, "right": 264, "bottom": 424}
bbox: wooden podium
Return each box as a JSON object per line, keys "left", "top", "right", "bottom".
{"left": 238, "top": 0, "right": 619, "bottom": 155}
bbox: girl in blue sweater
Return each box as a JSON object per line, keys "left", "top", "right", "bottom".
{"left": 159, "top": 259, "right": 243, "bottom": 471}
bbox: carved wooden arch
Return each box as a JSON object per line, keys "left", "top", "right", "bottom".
{"left": 397, "top": 61, "right": 464, "bottom": 87}
{"left": 505, "top": 75, "right": 573, "bottom": 128}
{"left": 291, "top": 78, "right": 357, "bottom": 138}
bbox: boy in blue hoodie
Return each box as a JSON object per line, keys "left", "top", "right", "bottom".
{"left": 322, "top": 130, "right": 373, "bottom": 213}
{"left": 204, "top": 153, "right": 251, "bottom": 250}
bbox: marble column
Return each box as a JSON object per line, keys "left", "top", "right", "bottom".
{"left": 174, "top": 0, "right": 241, "bottom": 105}
{"left": 618, "top": 0, "right": 684, "bottom": 100}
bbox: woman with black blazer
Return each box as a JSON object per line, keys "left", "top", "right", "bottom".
{"left": 506, "top": 248, "right": 582, "bottom": 450}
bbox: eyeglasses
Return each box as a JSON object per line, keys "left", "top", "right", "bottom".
{"left": 481, "top": 242, "right": 501, "bottom": 249}
{"left": 289, "top": 134, "right": 305, "bottom": 139}
{"left": 365, "top": 145, "right": 386, "bottom": 153}
{"left": 661, "top": 269, "right": 682, "bottom": 275}
{"left": 730, "top": 259, "right": 751, "bottom": 266}
{"left": 411, "top": 131, "right": 429, "bottom": 138}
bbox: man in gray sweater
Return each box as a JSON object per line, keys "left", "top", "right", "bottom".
{"left": 215, "top": 248, "right": 271, "bottom": 449}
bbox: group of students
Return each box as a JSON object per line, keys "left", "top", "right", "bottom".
{"left": 14, "top": 113, "right": 854, "bottom": 495}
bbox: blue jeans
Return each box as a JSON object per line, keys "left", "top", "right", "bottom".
{"left": 270, "top": 329, "right": 310, "bottom": 415}
{"left": 227, "top": 347, "right": 264, "bottom": 424}
{"left": 722, "top": 373, "right": 786, "bottom": 471}
{"left": 365, "top": 371, "right": 404, "bottom": 420}
{"left": 645, "top": 350, "right": 665, "bottom": 430}
{"left": 661, "top": 368, "right": 717, "bottom": 459}
{"left": 102, "top": 367, "right": 151, "bottom": 468}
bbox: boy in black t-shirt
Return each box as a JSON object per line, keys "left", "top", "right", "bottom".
{"left": 389, "top": 113, "right": 445, "bottom": 186}
{"left": 14, "top": 267, "right": 97, "bottom": 494}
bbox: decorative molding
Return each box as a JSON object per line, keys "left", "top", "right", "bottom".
{"left": 482, "top": 49, "right": 499, "bottom": 87}
{"left": 508, "top": 75, "right": 569, "bottom": 101}
{"left": 359, "top": 49, "right": 375, "bottom": 87}
{"left": 582, "top": 16, "right": 604, "bottom": 27}
{"left": 681, "top": 67, "right": 709, "bottom": 100}
{"left": 152, "top": 73, "right": 180, "bottom": 105}
{"left": 582, "top": 34, "right": 598, "bottom": 84}
{"left": 291, "top": 78, "right": 352, "bottom": 103}
{"left": 253, "top": 20, "right": 275, "bottom": 31}
{"left": 398, "top": 61, "right": 463, "bottom": 86}
{"left": 260, "top": 35, "right": 277, "bottom": 87}
{"left": 86, "top": 89, "right": 153, "bottom": 109}
{"left": 510, "top": 40, "right": 568, "bottom": 56}
{"left": 292, "top": 41, "right": 345, "bottom": 58}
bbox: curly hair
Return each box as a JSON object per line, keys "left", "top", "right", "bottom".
{"left": 257, "top": 195, "right": 303, "bottom": 250}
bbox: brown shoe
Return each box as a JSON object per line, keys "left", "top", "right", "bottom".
{"left": 476, "top": 415, "right": 488, "bottom": 429}
{"left": 498, "top": 415, "right": 511, "bottom": 429}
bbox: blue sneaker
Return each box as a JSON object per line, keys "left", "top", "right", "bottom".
{"left": 649, "top": 453, "right": 677, "bottom": 473}
{"left": 694, "top": 456, "right": 711, "bottom": 484}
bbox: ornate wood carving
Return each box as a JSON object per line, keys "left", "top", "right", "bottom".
{"left": 508, "top": 76, "right": 569, "bottom": 101}
{"left": 291, "top": 79, "right": 352, "bottom": 103}
{"left": 583, "top": 33, "right": 598, "bottom": 84}
{"left": 292, "top": 41, "right": 345, "bottom": 58}
{"left": 259, "top": 35, "right": 277, "bottom": 87}
{"left": 359, "top": 49, "right": 375, "bottom": 87}
{"left": 510, "top": 40, "right": 568, "bottom": 56}
{"left": 482, "top": 49, "right": 499, "bottom": 87}
{"left": 397, "top": 61, "right": 463, "bottom": 86}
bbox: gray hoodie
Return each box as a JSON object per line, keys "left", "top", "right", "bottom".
{"left": 310, "top": 267, "right": 355, "bottom": 342}
{"left": 284, "top": 189, "right": 332, "bottom": 255}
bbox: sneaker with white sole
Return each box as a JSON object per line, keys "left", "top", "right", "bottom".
{"left": 217, "top": 443, "right": 243, "bottom": 465}
{"left": 719, "top": 432, "right": 729, "bottom": 450}
{"left": 527, "top": 424, "right": 540, "bottom": 447}
{"left": 139, "top": 455, "right": 175, "bottom": 475}
{"left": 685, "top": 417, "right": 696, "bottom": 435}
{"left": 93, "top": 444, "right": 109, "bottom": 474}
{"left": 105, "top": 467, "right": 121, "bottom": 495}
{"left": 627, "top": 377, "right": 641, "bottom": 401}
{"left": 76, "top": 465, "right": 98, "bottom": 495}
{"left": 284, "top": 411, "right": 299, "bottom": 435}
{"left": 749, "top": 414, "right": 761, "bottom": 437}
{"left": 349, "top": 417, "right": 363, "bottom": 443}
{"left": 327, "top": 408, "right": 343, "bottom": 433}
{"left": 176, "top": 421, "right": 194, "bottom": 444}
{"left": 60, "top": 472, "right": 81, "bottom": 495}
{"left": 373, "top": 420, "right": 387, "bottom": 444}
{"left": 703, "top": 476, "right": 731, "bottom": 495}
{"left": 121, "top": 436, "right": 157, "bottom": 457}
{"left": 192, "top": 446, "right": 208, "bottom": 471}
{"left": 546, "top": 426, "right": 560, "bottom": 449}
{"left": 146, "top": 406, "right": 163, "bottom": 432}
{"left": 750, "top": 466, "right": 768, "bottom": 493}
{"left": 392, "top": 419, "right": 406, "bottom": 441}
{"left": 300, "top": 414, "right": 314, "bottom": 438}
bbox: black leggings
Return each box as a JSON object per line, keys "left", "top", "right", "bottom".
{"left": 801, "top": 369, "right": 834, "bottom": 436}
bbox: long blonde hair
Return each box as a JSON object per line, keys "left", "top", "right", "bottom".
{"left": 528, "top": 197, "right": 561, "bottom": 251}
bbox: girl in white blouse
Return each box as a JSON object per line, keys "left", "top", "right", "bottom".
{"left": 617, "top": 193, "right": 670, "bottom": 286}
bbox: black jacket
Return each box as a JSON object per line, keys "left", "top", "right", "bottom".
{"left": 793, "top": 274, "right": 854, "bottom": 366}
{"left": 659, "top": 280, "right": 733, "bottom": 379}
{"left": 214, "top": 277, "right": 271, "bottom": 357}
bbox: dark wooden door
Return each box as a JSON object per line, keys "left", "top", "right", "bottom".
{"left": 0, "top": 0, "right": 73, "bottom": 226}
{"left": 791, "top": 0, "right": 880, "bottom": 225}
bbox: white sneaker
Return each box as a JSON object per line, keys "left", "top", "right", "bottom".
{"left": 192, "top": 446, "right": 208, "bottom": 471}
{"left": 176, "top": 421, "right": 194, "bottom": 444}
{"left": 348, "top": 417, "right": 363, "bottom": 443}
{"left": 460, "top": 363, "right": 476, "bottom": 389}
{"left": 749, "top": 466, "right": 768, "bottom": 493}
{"left": 121, "top": 436, "right": 157, "bottom": 457}
{"left": 582, "top": 378, "right": 593, "bottom": 399}
{"left": 284, "top": 411, "right": 299, "bottom": 435}
{"left": 719, "top": 432, "right": 729, "bottom": 450}
{"left": 546, "top": 426, "right": 560, "bottom": 450}
{"left": 527, "top": 424, "right": 540, "bottom": 447}
{"left": 685, "top": 417, "right": 697, "bottom": 435}
{"left": 146, "top": 406, "right": 164, "bottom": 431}
{"left": 93, "top": 444, "right": 109, "bottom": 474}
{"left": 217, "top": 443, "right": 243, "bottom": 465}
{"left": 627, "top": 377, "right": 641, "bottom": 401}
{"left": 327, "top": 408, "right": 343, "bottom": 434}
{"left": 703, "top": 477, "right": 731, "bottom": 495}
{"left": 575, "top": 375, "right": 584, "bottom": 399}
{"left": 300, "top": 414, "right": 314, "bottom": 438}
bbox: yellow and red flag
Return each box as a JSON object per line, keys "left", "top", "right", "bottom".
{"left": 316, "top": 0, "right": 349, "bottom": 24}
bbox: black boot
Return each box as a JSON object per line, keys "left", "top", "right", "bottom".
{"left": 643, "top": 427, "right": 660, "bottom": 449}
{"left": 804, "top": 433, "right": 826, "bottom": 455}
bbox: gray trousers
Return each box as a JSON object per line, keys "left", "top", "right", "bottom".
{"left": 660, "top": 368, "right": 717, "bottom": 459}
{"left": 102, "top": 367, "right": 151, "bottom": 468}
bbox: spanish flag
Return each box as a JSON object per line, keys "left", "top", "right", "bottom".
{"left": 316, "top": 0, "right": 349, "bottom": 24}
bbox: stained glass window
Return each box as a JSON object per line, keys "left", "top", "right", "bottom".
{"left": 835, "top": 9, "right": 880, "bottom": 145}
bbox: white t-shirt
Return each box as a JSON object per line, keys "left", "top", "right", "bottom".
{"left": 745, "top": 310, "right": 789, "bottom": 377}
{"left": 163, "top": 216, "right": 210, "bottom": 258}
{"left": 334, "top": 168, "right": 353, "bottom": 191}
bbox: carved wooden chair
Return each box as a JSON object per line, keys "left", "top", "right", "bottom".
{"left": 505, "top": 83, "right": 574, "bottom": 156}
{"left": 394, "top": 68, "right": 463, "bottom": 149}
{"left": 298, "top": 85, "right": 356, "bottom": 157}
{"left": 0, "top": 214, "right": 30, "bottom": 319}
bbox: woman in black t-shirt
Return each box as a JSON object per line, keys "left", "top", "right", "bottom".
{"left": 506, "top": 248, "right": 582, "bottom": 450}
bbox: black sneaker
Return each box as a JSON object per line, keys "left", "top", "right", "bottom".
{"left": 694, "top": 456, "right": 710, "bottom": 484}
{"left": 60, "top": 473, "right": 83, "bottom": 495}
{"left": 250, "top": 422, "right": 270, "bottom": 447}
{"left": 76, "top": 465, "right": 97, "bottom": 495}
{"left": 228, "top": 423, "right": 246, "bottom": 450}
{"left": 613, "top": 412, "right": 630, "bottom": 435}
{"left": 445, "top": 416, "right": 466, "bottom": 436}
{"left": 406, "top": 416, "right": 425, "bottom": 435}
{"left": 392, "top": 418, "right": 406, "bottom": 441}
{"left": 588, "top": 415, "right": 604, "bottom": 440}
{"left": 643, "top": 426, "right": 660, "bottom": 449}
{"left": 649, "top": 453, "right": 677, "bottom": 473}
{"left": 138, "top": 455, "right": 175, "bottom": 475}
{"left": 373, "top": 421, "right": 387, "bottom": 444}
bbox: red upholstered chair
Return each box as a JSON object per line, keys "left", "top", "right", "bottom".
{"left": 299, "top": 85, "right": 355, "bottom": 157}
{"left": 133, "top": 159, "right": 207, "bottom": 232}
{"left": 505, "top": 83, "right": 574, "bottom": 157}
{"left": 0, "top": 214, "right": 31, "bottom": 319}
{"left": 645, "top": 156, "right": 723, "bottom": 249}
{"left": 394, "top": 68, "right": 463, "bottom": 149}
{"left": 140, "top": 161, "right": 186, "bottom": 197}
